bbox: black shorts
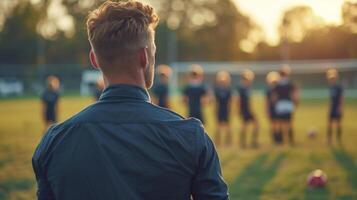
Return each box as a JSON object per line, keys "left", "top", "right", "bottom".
{"left": 45, "top": 112, "right": 57, "bottom": 122}
{"left": 329, "top": 110, "right": 342, "bottom": 120}
{"left": 269, "top": 108, "right": 278, "bottom": 120}
{"left": 270, "top": 113, "right": 278, "bottom": 120}
{"left": 241, "top": 111, "right": 254, "bottom": 122}
{"left": 217, "top": 112, "right": 229, "bottom": 123}
{"left": 276, "top": 113, "right": 292, "bottom": 121}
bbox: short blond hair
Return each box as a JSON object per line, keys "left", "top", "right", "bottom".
{"left": 190, "top": 64, "right": 204, "bottom": 77}
{"left": 87, "top": 0, "right": 159, "bottom": 66}
{"left": 47, "top": 76, "right": 60, "bottom": 90}
{"left": 326, "top": 68, "right": 339, "bottom": 80}
{"left": 241, "top": 69, "right": 255, "bottom": 81}
{"left": 216, "top": 71, "right": 231, "bottom": 84}
{"left": 266, "top": 71, "right": 280, "bottom": 85}
{"left": 156, "top": 64, "right": 172, "bottom": 77}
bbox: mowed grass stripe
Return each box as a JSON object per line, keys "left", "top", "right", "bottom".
{"left": 228, "top": 152, "right": 286, "bottom": 200}
{"left": 331, "top": 148, "right": 357, "bottom": 199}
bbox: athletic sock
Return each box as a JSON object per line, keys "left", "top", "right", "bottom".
{"left": 288, "top": 128, "right": 294, "bottom": 145}
{"left": 277, "top": 131, "right": 283, "bottom": 144}
{"left": 273, "top": 131, "right": 278, "bottom": 144}
{"left": 274, "top": 130, "right": 283, "bottom": 144}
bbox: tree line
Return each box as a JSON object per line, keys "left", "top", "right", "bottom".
{"left": 0, "top": 0, "right": 356, "bottom": 67}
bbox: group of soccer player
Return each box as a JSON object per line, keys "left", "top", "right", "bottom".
{"left": 151, "top": 64, "right": 344, "bottom": 148}
{"left": 40, "top": 64, "right": 344, "bottom": 147}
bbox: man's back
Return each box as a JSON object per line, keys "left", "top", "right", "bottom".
{"left": 33, "top": 85, "right": 228, "bottom": 200}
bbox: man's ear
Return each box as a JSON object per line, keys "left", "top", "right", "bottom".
{"left": 90, "top": 50, "right": 99, "bottom": 70}
{"left": 138, "top": 47, "right": 148, "bottom": 70}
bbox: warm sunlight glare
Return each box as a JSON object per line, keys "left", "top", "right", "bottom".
{"left": 235, "top": 0, "right": 353, "bottom": 45}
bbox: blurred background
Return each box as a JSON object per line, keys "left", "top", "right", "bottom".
{"left": 0, "top": 0, "right": 357, "bottom": 95}
{"left": 0, "top": 0, "right": 357, "bottom": 199}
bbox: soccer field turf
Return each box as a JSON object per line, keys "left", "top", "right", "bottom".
{"left": 0, "top": 96, "right": 356, "bottom": 199}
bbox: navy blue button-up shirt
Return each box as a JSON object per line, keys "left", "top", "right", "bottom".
{"left": 32, "top": 84, "right": 228, "bottom": 200}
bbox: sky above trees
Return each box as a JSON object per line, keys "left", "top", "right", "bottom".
{"left": 235, "top": 0, "right": 351, "bottom": 45}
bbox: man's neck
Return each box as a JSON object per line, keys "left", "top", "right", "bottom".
{"left": 104, "top": 75, "right": 146, "bottom": 89}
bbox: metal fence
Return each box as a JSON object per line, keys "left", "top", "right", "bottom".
{"left": 1, "top": 59, "right": 357, "bottom": 98}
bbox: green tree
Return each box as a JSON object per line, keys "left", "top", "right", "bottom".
{"left": 0, "top": 1, "right": 41, "bottom": 64}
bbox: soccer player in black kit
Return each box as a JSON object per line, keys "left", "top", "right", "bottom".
{"left": 152, "top": 64, "right": 171, "bottom": 108}
{"left": 265, "top": 71, "right": 280, "bottom": 144}
{"left": 326, "top": 68, "right": 344, "bottom": 145}
{"left": 183, "top": 64, "right": 208, "bottom": 123}
{"left": 214, "top": 71, "right": 232, "bottom": 147}
{"left": 237, "top": 69, "right": 259, "bottom": 148}
{"left": 272, "top": 65, "right": 299, "bottom": 145}
{"left": 41, "top": 76, "right": 60, "bottom": 131}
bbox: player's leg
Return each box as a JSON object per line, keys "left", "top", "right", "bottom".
{"left": 270, "top": 109, "right": 278, "bottom": 144}
{"left": 215, "top": 120, "right": 225, "bottom": 147}
{"left": 274, "top": 119, "right": 283, "bottom": 144}
{"left": 43, "top": 111, "right": 55, "bottom": 134}
{"left": 251, "top": 118, "right": 259, "bottom": 148}
{"left": 280, "top": 121, "right": 287, "bottom": 144}
{"left": 284, "top": 121, "right": 294, "bottom": 145}
{"left": 240, "top": 120, "right": 248, "bottom": 148}
{"left": 336, "top": 118, "right": 342, "bottom": 144}
{"left": 327, "top": 118, "right": 333, "bottom": 145}
{"left": 221, "top": 122, "right": 232, "bottom": 147}
{"left": 272, "top": 120, "right": 279, "bottom": 144}
{"left": 223, "top": 111, "right": 232, "bottom": 147}
{"left": 215, "top": 112, "right": 228, "bottom": 147}
{"left": 286, "top": 114, "right": 294, "bottom": 145}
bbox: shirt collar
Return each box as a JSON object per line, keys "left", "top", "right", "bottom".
{"left": 99, "top": 84, "right": 151, "bottom": 102}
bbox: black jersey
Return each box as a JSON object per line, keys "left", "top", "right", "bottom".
{"left": 42, "top": 89, "right": 59, "bottom": 121}
{"left": 214, "top": 86, "right": 231, "bottom": 122}
{"left": 274, "top": 79, "right": 295, "bottom": 101}
{"left": 153, "top": 82, "right": 169, "bottom": 108}
{"left": 329, "top": 84, "right": 343, "bottom": 119}
{"left": 183, "top": 83, "right": 207, "bottom": 122}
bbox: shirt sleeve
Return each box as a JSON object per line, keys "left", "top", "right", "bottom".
{"left": 32, "top": 128, "right": 56, "bottom": 200}
{"left": 191, "top": 126, "right": 229, "bottom": 200}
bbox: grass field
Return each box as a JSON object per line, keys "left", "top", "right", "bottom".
{"left": 0, "top": 95, "right": 357, "bottom": 200}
